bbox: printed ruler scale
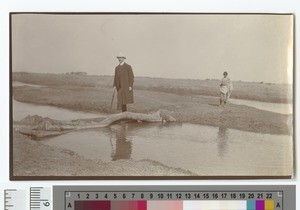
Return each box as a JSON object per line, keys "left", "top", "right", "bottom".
{"left": 30, "top": 187, "right": 51, "bottom": 209}
{"left": 2, "top": 186, "right": 295, "bottom": 210}
{"left": 4, "top": 189, "right": 27, "bottom": 210}
{"left": 64, "top": 191, "right": 282, "bottom": 210}
{"left": 3, "top": 187, "right": 51, "bottom": 210}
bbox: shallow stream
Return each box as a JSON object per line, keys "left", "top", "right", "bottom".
{"left": 41, "top": 122, "right": 293, "bottom": 176}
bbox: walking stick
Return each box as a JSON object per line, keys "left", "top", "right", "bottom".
{"left": 110, "top": 88, "right": 116, "bottom": 110}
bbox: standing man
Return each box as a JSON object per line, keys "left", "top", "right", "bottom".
{"left": 113, "top": 53, "right": 134, "bottom": 112}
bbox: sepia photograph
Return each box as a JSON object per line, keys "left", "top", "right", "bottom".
{"left": 10, "top": 13, "right": 294, "bottom": 179}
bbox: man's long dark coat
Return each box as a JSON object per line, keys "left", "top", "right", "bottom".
{"left": 113, "top": 63, "right": 134, "bottom": 110}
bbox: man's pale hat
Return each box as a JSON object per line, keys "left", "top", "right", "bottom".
{"left": 116, "top": 52, "right": 126, "bottom": 59}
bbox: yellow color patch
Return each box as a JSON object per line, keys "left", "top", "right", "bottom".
{"left": 265, "top": 200, "right": 274, "bottom": 210}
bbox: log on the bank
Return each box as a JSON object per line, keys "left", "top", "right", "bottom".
{"left": 78, "top": 109, "right": 176, "bottom": 129}
{"left": 17, "top": 109, "right": 176, "bottom": 138}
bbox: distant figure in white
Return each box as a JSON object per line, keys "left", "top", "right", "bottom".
{"left": 219, "top": 71, "right": 233, "bottom": 107}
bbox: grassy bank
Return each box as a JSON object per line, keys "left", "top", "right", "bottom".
{"left": 13, "top": 72, "right": 292, "bottom": 103}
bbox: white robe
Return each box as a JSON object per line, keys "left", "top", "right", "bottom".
{"left": 220, "top": 77, "right": 233, "bottom": 99}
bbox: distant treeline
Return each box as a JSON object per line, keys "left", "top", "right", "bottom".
{"left": 65, "top": 72, "right": 87, "bottom": 75}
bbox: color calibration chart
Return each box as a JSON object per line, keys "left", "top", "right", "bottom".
{"left": 52, "top": 185, "right": 295, "bottom": 210}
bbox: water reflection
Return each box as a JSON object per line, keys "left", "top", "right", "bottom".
{"left": 110, "top": 124, "right": 132, "bottom": 161}
{"left": 41, "top": 122, "right": 293, "bottom": 176}
{"left": 217, "top": 126, "right": 228, "bottom": 157}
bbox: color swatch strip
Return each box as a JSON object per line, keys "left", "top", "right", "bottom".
{"left": 247, "top": 200, "right": 275, "bottom": 210}
{"left": 74, "top": 200, "right": 274, "bottom": 210}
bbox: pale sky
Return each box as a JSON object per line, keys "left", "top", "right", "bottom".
{"left": 11, "top": 14, "right": 293, "bottom": 84}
